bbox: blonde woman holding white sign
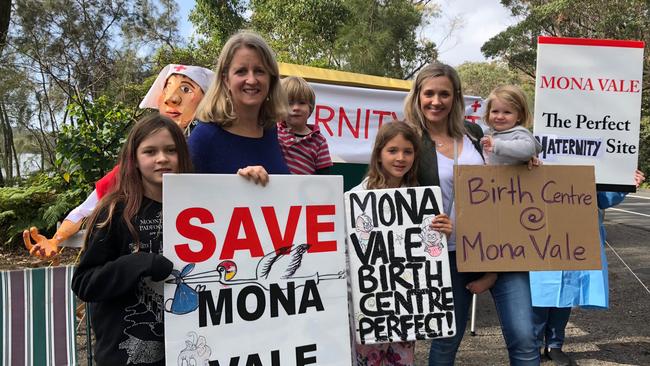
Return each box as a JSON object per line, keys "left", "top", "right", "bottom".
{"left": 404, "top": 63, "right": 540, "bottom": 366}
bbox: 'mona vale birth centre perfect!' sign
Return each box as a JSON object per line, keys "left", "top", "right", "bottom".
{"left": 162, "top": 175, "right": 351, "bottom": 366}
{"left": 345, "top": 187, "right": 455, "bottom": 344}
{"left": 533, "top": 36, "right": 645, "bottom": 191}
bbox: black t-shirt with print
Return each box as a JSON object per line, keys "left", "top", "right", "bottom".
{"left": 72, "top": 197, "right": 170, "bottom": 366}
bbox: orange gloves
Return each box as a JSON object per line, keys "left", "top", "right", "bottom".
{"left": 23, "top": 220, "right": 83, "bottom": 259}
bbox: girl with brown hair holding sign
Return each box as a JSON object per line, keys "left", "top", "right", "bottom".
{"left": 350, "top": 121, "right": 450, "bottom": 365}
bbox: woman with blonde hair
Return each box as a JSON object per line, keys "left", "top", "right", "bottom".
{"left": 189, "top": 31, "right": 290, "bottom": 184}
{"left": 404, "top": 63, "right": 540, "bottom": 366}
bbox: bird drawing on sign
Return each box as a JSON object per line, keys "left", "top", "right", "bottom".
{"left": 165, "top": 244, "right": 345, "bottom": 315}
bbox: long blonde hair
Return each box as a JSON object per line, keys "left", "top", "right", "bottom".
{"left": 366, "top": 121, "right": 420, "bottom": 189}
{"left": 195, "top": 30, "right": 288, "bottom": 129}
{"left": 404, "top": 62, "right": 466, "bottom": 139}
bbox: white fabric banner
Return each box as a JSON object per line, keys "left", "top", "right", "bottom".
{"left": 533, "top": 36, "right": 644, "bottom": 189}
{"left": 307, "top": 82, "right": 486, "bottom": 164}
{"left": 344, "top": 186, "right": 455, "bottom": 344}
{"left": 163, "top": 174, "right": 352, "bottom": 366}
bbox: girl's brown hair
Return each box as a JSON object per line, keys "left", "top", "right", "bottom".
{"left": 404, "top": 62, "right": 466, "bottom": 139}
{"left": 195, "top": 30, "right": 288, "bottom": 129}
{"left": 366, "top": 121, "right": 420, "bottom": 189}
{"left": 83, "top": 113, "right": 192, "bottom": 249}
{"left": 483, "top": 85, "right": 533, "bottom": 128}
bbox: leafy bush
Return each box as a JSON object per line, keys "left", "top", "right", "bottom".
{"left": 57, "top": 96, "right": 139, "bottom": 186}
{"left": 0, "top": 180, "right": 54, "bottom": 246}
{"left": 1, "top": 96, "right": 140, "bottom": 248}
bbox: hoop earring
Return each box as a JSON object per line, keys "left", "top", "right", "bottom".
{"left": 225, "top": 92, "right": 234, "bottom": 112}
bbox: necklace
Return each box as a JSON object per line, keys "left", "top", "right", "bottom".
{"left": 428, "top": 129, "right": 450, "bottom": 149}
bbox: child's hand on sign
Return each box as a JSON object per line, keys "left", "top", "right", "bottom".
{"left": 634, "top": 169, "right": 645, "bottom": 187}
{"left": 527, "top": 156, "right": 542, "bottom": 170}
{"left": 480, "top": 136, "right": 494, "bottom": 153}
{"left": 429, "top": 214, "right": 452, "bottom": 238}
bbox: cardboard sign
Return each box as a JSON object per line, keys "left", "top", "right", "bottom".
{"left": 344, "top": 187, "right": 456, "bottom": 344}
{"left": 163, "top": 175, "right": 352, "bottom": 366}
{"left": 533, "top": 36, "right": 645, "bottom": 192}
{"left": 454, "top": 165, "right": 601, "bottom": 272}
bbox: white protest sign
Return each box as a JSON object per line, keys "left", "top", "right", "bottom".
{"left": 163, "top": 175, "right": 351, "bottom": 366}
{"left": 533, "top": 36, "right": 645, "bottom": 191}
{"left": 344, "top": 186, "right": 455, "bottom": 344}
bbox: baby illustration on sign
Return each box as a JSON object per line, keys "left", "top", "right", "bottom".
{"left": 165, "top": 244, "right": 346, "bottom": 315}
{"left": 354, "top": 213, "right": 374, "bottom": 250}
{"left": 177, "top": 332, "right": 211, "bottom": 366}
{"left": 420, "top": 215, "right": 445, "bottom": 257}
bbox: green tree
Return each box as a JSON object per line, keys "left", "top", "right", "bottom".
{"left": 251, "top": 0, "right": 349, "bottom": 68}
{"left": 57, "top": 96, "right": 139, "bottom": 186}
{"left": 188, "top": 0, "right": 439, "bottom": 79}
{"left": 335, "top": 0, "right": 438, "bottom": 79}
{"left": 2, "top": 0, "right": 180, "bottom": 177}
{"left": 456, "top": 61, "right": 530, "bottom": 98}
{"left": 189, "top": 0, "right": 247, "bottom": 58}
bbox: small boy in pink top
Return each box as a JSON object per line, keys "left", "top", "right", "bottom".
{"left": 277, "top": 76, "right": 333, "bottom": 175}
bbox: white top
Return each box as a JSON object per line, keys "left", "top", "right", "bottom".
{"left": 436, "top": 135, "right": 484, "bottom": 251}
{"left": 64, "top": 189, "right": 99, "bottom": 223}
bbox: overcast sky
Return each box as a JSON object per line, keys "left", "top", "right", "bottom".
{"left": 176, "top": 0, "right": 518, "bottom": 67}
{"left": 426, "top": 0, "right": 518, "bottom": 66}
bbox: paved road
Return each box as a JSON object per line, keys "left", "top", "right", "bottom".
{"left": 606, "top": 191, "right": 650, "bottom": 230}
{"left": 604, "top": 190, "right": 650, "bottom": 291}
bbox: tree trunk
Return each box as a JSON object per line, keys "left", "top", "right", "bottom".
{"left": 0, "top": 0, "right": 11, "bottom": 56}
{"left": 0, "top": 100, "right": 14, "bottom": 184}
{"left": 0, "top": 102, "right": 5, "bottom": 186}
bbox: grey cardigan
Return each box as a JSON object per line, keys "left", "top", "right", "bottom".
{"left": 486, "top": 125, "right": 542, "bottom": 165}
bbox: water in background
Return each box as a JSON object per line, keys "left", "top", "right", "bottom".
{"left": 0, "top": 153, "right": 42, "bottom": 177}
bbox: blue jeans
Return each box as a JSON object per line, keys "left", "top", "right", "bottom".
{"left": 428, "top": 252, "right": 540, "bottom": 366}
{"left": 532, "top": 307, "right": 571, "bottom": 349}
